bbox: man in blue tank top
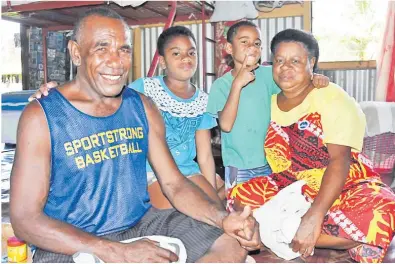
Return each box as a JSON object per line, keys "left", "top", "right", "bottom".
{"left": 10, "top": 7, "right": 260, "bottom": 263}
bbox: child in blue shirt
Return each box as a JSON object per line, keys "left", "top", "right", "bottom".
{"left": 129, "top": 26, "right": 223, "bottom": 208}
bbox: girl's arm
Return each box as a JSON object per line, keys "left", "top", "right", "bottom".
{"left": 196, "top": 129, "right": 217, "bottom": 189}
{"left": 218, "top": 57, "right": 258, "bottom": 132}
{"left": 312, "top": 73, "right": 330, "bottom": 88}
{"left": 217, "top": 83, "right": 243, "bottom": 132}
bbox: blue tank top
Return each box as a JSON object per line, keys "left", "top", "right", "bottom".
{"left": 38, "top": 88, "right": 151, "bottom": 236}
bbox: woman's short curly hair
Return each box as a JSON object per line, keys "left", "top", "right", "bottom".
{"left": 270, "top": 29, "right": 319, "bottom": 72}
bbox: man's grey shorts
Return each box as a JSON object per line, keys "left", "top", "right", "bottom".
{"left": 33, "top": 207, "right": 224, "bottom": 263}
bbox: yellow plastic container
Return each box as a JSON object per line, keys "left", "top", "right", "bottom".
{"left": 7, "top": 237, "right": 27, "bottom": 263}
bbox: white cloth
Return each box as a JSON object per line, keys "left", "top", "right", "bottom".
{"left": 359, "top": 101, "right": 395, "bottom": 137}
{"left": 209, "top": 1, "right": 258, "bottom": 22}
{"left": 73, "top": 236, "right": 187, "bottom": 263}
{"left": 253, "top": 180, "right": 312, "bottom": 260}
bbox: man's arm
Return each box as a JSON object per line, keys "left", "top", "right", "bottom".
{"left": 10, "top": 101, "right": 177, "bottom": 263}
{"left": 10, "top": 101, "right": 105, "bottom": 255}
{"left": 141, "top": 94, "right": 261, "bottom": 250}
{"left": 141, "top": 95, "right": 227, "bottom": 227}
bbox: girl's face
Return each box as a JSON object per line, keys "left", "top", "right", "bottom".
{"left": 159, "top": 36, "right": 197, "bottom": 81}
{"left": 226, "top": 26, "right": 262, "bottom": 67}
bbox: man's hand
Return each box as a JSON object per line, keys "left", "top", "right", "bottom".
{"left": 291, "top": 210, "right": 324, "bottom": 258}
{"left": 28, "top": 81, "right": 58, "bottom": 101}
{"left": 232, "top": 53, "right": 259, "bottom": 90}
{"left": 312, "top": 73, "right": 329, "bottom": 88}
{"left": 100, "top": 239, "right": 179, "bottom": 263}
{"left": 222, "top": 206, "right": 261, "bottom": 251}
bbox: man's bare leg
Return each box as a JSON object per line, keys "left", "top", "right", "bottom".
{"left": 197, "top": 234, "right": 248, "bottom": 263}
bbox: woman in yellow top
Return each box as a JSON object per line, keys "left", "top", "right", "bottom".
{"left": 228, "top": 29, "right": 395, "bottom": 263}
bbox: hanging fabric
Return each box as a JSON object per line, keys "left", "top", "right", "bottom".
{"left": 376, "top": 2, "right": 395, "bottom": 102}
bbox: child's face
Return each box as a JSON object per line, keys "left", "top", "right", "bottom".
{"left": 159, "top": 36, "right": 197, "bottom": 81}
{"left": 228, "top": 26, "right": 262, "bottom": 66}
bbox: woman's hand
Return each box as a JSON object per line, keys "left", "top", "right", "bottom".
{"left": 28, "top": 81, "right": 58, "bottom": 101}
{"left": 291, "top": 210, "right": 324, "bottom": 258}
{"left": 312, "top": 73, "right": 329, "bottom": 88}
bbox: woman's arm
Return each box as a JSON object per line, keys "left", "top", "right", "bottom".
{"left": 309, "top": 144, "right": 350, "bottom": 215}
{"left": 291, "top": 143, "right": 351, "bottom": 257}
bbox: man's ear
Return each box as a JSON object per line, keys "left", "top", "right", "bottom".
{"left": 159, "top": 56, "right": 166, "bottom": 70}
{"left": 225, "top": 42, "right": 233, "bottom": 56}
{"left": 68, "top": 40, "right": 82, "bottom": 66}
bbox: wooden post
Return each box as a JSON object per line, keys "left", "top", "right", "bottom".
{"left": 303, "top": 1, "right": 312, "bottom": 32}
{"left": 132, "top": 27, "right": 142, "bottom": 82}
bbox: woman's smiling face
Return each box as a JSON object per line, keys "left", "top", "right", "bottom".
{"left": 272, "top": 41, "right": 315, "bottom": 93}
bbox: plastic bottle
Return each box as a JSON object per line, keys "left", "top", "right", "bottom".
{"left": 7, "top": 237, "right": 27, "bottom": 263}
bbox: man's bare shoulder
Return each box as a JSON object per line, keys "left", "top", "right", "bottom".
{"left": 137, "top": 93, "right": 161, "bottom": 118}
{"left": 137, "top": 92, "right": 156, "bottom": 110}
{"left": 136, "top": 93, "right": 164, "bottom": 132}
{"left": 18, "top": 100, "right": 48, "bottom": 135}
{"left": 56, "top": 81, "right": 81, "bottom": 101}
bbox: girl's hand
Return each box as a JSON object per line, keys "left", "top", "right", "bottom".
{"left": 312, "top": 74, "right": 329, "bottom": 88}
{"left": 233, "top": 55, "right": 259, "bottom": 90}
{"left": 28, "top": 81, "right": 58, "bottom": 101}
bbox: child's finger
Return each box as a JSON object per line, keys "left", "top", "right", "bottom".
{"left": 242, "top": 54, "right": 249, "bottom": 68}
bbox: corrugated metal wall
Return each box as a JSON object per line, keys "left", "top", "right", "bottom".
{"left": 139, "top": 16, "right": 377, "bottom": 101}
{"left": 140, "top": 23, "right": 215, "bottom": 90}
{"left": 252, "top": 16, "right": 304, "bottom": 62}
{"left": 139, "top": 17, "right": 302, "bottom": 90}
{"left": 317, "top": 69, "right": 377, "bottom": 102}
